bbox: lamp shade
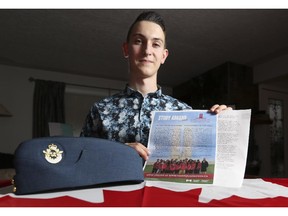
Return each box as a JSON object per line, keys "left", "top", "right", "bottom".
{"left": 0, "top": 104, "right": 12, "bottom": 117}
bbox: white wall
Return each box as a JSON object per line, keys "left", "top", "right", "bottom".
{"left": 0, "top": 64, "right": 173, "bottom": 154}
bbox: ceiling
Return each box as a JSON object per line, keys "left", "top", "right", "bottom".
{"left": 1, "top": 9, "right": 288, "bottom": 87}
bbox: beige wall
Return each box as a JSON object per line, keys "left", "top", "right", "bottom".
{"left": 1, "top": 65, "right": 127, "bottom": 154}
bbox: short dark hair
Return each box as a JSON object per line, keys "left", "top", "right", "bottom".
{"left": 126, "top": 11, "right": 167, "bottom": 46}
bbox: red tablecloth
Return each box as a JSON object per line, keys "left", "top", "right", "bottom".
{"left": 1, "top": 178, "right": 288, "bottom": 207}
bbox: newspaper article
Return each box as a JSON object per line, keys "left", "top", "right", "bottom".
{"left": 144, "top": 109, "right": 251, "bottom": 187}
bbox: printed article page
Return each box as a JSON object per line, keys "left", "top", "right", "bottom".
{"left": 144, "top": 109, "right": 251, "bottom": 188}
{"left": 213, "top": 109, "right": 251, "bottom": 187}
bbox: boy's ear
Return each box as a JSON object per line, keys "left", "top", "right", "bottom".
{"left": 161, "top": 48, "right": 169, "bottom": 64}
{"left": 122, "top": 42, "right": 129, "bottom": 58}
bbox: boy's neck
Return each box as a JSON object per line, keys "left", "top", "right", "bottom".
{"left": 128, "top": 78, "right": 158, "bottom": 96}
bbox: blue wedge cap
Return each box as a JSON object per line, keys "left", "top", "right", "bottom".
{"left": 13, "top": 137, "right": 144, "bottom": 195}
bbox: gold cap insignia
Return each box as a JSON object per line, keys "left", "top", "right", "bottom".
{"left": 43, "top": 143, "right": 63, "bottom": 164}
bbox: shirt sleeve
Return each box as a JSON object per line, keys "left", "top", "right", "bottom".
{"left": 80, "top": 104, "right": 102, "bottom": 138}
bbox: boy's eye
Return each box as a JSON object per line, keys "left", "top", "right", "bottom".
{"left": 135, "top": 39, "right": 142, "bottom": 44}
{"left": 153, "top": 43, "right": 160, "bottom": 47}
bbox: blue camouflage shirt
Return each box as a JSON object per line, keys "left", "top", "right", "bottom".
{"left": 80, "top": 85, "right": 192, "bottom": 147}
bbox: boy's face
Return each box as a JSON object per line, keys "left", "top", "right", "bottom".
{"left": 123, "top": 21, "right": 169, "bottom": 79}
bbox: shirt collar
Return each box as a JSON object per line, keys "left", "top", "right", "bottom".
{"left": 124, "top": 84, "right": 162, "bottom": 97}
